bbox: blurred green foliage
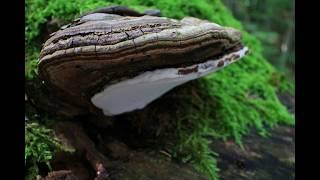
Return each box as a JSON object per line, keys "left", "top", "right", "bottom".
{"left": 25, "top": 0, "right": 295, "bottom": 179}
{"left": 222, "top": 0, "right": 295, "bottom": 77}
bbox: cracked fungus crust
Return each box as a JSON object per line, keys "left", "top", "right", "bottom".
{"left": 38, "top": 14, "right": 245, "bottom": 115}
{"left": 91, "top": 47, "right": 248, "bottom": 116}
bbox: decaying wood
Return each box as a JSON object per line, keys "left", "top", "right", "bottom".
{"left": 48, "top": 121, "right": 209, "bottom": 179}
{"left": 51, "top": 121, "right": 112, "bottom": 169}
{"left": 37, "top": 170, "right": 77, "bottom": 180}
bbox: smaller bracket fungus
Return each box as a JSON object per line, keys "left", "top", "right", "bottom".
{"left": 38, "top": 6, "right": 249, "bottom": 116}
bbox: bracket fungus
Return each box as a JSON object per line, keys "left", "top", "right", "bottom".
{"left": 39, "top": 6, "right": 249, "bottom": 116}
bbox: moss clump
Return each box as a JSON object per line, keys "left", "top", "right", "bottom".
{"left": 25, "top": 47, "right": 40, "bottom": 80}
{"left": 26, "top": 0, "right": 295, "bottom": 179}
{"left": 25, "top": 121, "right": 74, "bottom": 180}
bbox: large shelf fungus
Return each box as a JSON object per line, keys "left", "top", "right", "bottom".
{"left": 38, "top": 6, "right": 249, "bottom": 116}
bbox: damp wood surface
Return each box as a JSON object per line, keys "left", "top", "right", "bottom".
{"left": 42, "top": 93, "right": 294, "bottom": 180}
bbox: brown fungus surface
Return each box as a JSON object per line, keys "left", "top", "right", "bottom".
{"left": 39, "top": 13, "right": 247, "bottom": 116}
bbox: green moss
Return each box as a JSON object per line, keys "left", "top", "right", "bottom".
{"left": 172, "top": 92, "right": 220, "bottom": 179}
{"left": 25, "top": 121, "right": 74, "bottom": 179}
{"left": 25, "top": 47, "right": 40, "bottom": 80}
{"left": 25, "top": 0, "right": 295, "bottom": 179}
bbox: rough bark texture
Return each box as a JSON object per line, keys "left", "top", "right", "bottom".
{"left": 213, "top": 125, "right": 295, "bottom": 180}
{"left": 37, "top": 170, "right": 77, "bottom": 180}
{"left": 49, "top": 121, "right": 209, "bottom": 180}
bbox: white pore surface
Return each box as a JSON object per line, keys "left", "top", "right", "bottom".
{"left": 91, "top": 47, "right": 248, "bottom": 116}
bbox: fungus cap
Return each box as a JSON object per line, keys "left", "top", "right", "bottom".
{"left": 39, "top": 14, "right": 249, "bottom": 116}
